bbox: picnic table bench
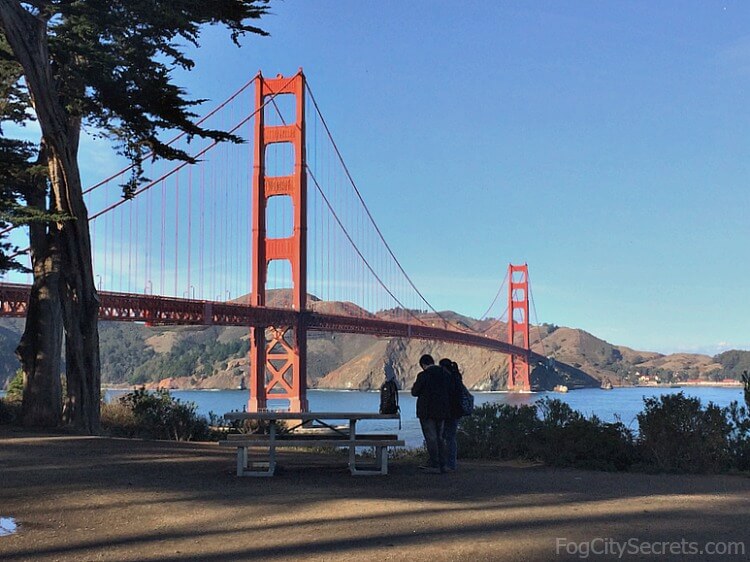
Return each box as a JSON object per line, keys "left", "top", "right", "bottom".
{"left": 221, "top": 411, "right": 404, "bottom": 476}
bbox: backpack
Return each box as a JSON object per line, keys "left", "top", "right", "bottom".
{"left": 458, "top": 383, "right": 474, "bottom": 417}
{"left": 379, "top": 379, "right": 400, "bottom": 416}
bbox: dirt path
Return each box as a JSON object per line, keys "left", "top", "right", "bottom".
{"left": 0, "top": 428, "right": 748, "bottom": 561}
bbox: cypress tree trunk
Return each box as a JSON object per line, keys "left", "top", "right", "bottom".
{"left": 16, "top": 147, "right": 63, "bottom": 427}
{"left": 17, "top": 275, "right": 63, "bottom": 427}
{"left": 49, "top": 150, "right": 101, "bottom": 434}
{"left": 1, "top": 0, "right": 100, "bottom": 433}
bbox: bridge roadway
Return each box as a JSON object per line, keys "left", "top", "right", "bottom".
{"left": 0, "top": 282, "right": 548, "bottom": 364}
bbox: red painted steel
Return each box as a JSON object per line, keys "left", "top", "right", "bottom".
{"left": 507, "top": 264, "right": 531, "bottom": 391}
{"left": 0, "top": 73, "right": 554, "bottom": 397}
{"left": 0, "top": 283, "right": 28, "bottom": 316}
{"left": 249, "top": 70, "right": 308, "bottom": 412}
{"left": 0, "top": 282, "right": 552, "bottom": 358}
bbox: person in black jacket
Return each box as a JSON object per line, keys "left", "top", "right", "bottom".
{"left": 411, "top": 354, "right": 452, "bottom": 473}
{"left": 440, "top": 358, "right": 463, "bottom": 471}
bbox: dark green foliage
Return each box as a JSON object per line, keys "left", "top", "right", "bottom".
{"left": 457, "top": 399, "right": 635, "bottom": 471}
{"left": 0, "top": 370, "right": 22, "bottom": 424}
{"left": 636, "top": 393, "right": 732, "bottom": 473}
{"left": 726, "top": 400, "right": 750, "bottom": 472}
{"left": 3, "top": 0, "right": 269, "bottom": 193}
{"left": 458, "top": 402, "right": 539, "bottom": 460}
{"left": 0, "top": 324, "right": 21, "bottom": 386}
{"left": 0, "top": 31, "right": 62, "bottom": 274}
{"left": 130, "top": 344, "right": 200, "bottom": 385}
{"left": 0, "top": 1, "right": 269, "bottom": 432}
{"left": 101, "top": 386, "right": 211, "bottom": 441}
{"left": 0, "top": 321, "right": 250, "bottom": 387}
{"left": 533, "top": 399, "right": 635, "bottom": 471}
{"left": 713, "top": 351, "right": 750, "bottom": 380}
{"left": 5, "top": 368, "right": 23, "bottom": 399}
{"left": 458, "top": 394, "right": 750, "bottom": 474}
{"left": 0, "top": 396, "right": 20, "bottom": 424}
{"left": 0, "top": 138, "right": 34, "bottom": 273}
{"left": 98, "top": 323, "right": 155, "bottom": 384}
{"left": 130, "top": 330, "right": 248, "bottom": 384}
{"left": 0, "top": 32, "right": 30, "bottom": 125}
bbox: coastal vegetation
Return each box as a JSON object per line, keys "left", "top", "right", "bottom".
{"left": 100, "top": 387, "right": 212, "bottom": 441}
{"left": 458, "top": 387, "right": 750, "bottom": 474}
{"left": 5, "top": 377, "right": 750, "bottom": 475}
{"left": 0, "top": 369, "right": 21, "bottom": 423}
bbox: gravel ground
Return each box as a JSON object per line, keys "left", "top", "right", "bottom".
{"left": 0, "top": 428, "right": 748, "bottom": 561}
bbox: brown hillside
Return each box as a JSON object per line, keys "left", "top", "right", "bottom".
{"left": 637, "top": 353, "right": 722, "bottom": 378}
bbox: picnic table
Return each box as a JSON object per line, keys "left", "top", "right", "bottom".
{"left": 221, "top": 411, "right": 404, "bottom": 476}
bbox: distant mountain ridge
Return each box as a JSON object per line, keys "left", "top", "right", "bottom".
{"left": 0, "top": 292, "right": 747, "bottom": 391}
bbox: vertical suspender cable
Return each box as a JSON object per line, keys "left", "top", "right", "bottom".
{"left": 174, "top": 173, "right": 180, "bottom": 296}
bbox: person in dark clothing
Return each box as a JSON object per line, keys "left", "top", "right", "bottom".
{"left": 440, "top": 358, "right": 464, "bottom": 471}
{"left": 411, "top": 353, "right": 452, "bottom": 473}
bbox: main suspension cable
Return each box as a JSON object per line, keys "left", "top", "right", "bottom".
{"left": 304, "top": 80, "right": 476, "bottom": 332}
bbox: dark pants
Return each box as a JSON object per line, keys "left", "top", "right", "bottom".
{"left": 443, "top": 418, "right": 459, "bottom": 470}
{"left": 419, "top": 418, "right": 446, "bottom": 469}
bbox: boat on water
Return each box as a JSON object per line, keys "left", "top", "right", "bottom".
{"left": 601, "top": 380, "right": 613, "bottom": 390}
{"left": 552, "top": 384, "right": 569, "bottom": 393}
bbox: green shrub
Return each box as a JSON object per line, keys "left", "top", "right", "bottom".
{"left": 101, "top": 387, "right": 212, "bottom": 441}
{"left": 6, "top": 370, "right": 24, "bottom": 401}
{"left": 457, "top": 399, "right": 635, "bottom": 471}
{"left": 451, "top": 393, "right": 750, "bottom": 474}
{"left": 636, "top": 393, "right": 732, "bottom": 473}
{"left": 457, "top": 402, "right": 539, "bottom": 460}
{"left": 0, "top": 397, "right": 21, "bottom": 424}
{"left": 533, "top": 398, "right": 635, "bottom": 471}
{"left": 726, "top": 400, "right": 750, "bottom": 472}
{"left": 0, "top": 371, "right": 24, "bottom": 425}
{"left": 100, "top": 401, "right": 140, "bottom": 437}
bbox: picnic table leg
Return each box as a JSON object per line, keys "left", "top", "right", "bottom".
{"left": 237, "top": 446, "right": 248, "bottom": 476}
{"left": 268, "top": 420, "right": 277, "bottom": 475}
{"left": 377, "top": 446, "right": 388, "bottom": 475}
{"left": 374, "top": 446, "right": 383, "bottom": 471}
{"left": 348, "top": 419, "right": 357, "bottom": 474}
{"left": 236, "top": 421, "right": 276, "bottom": 477}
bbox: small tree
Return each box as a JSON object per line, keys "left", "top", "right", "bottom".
{"left": 637, "top": 393, "right": 732, "bottom": 473}
{"left": 0, "top": 0, "right": 268, "bottom": 432}
{"left": 5, "top": 368, "right": 24, "bottom": 400}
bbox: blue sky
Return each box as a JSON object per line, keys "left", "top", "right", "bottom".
{"left": 11, "top": 1, "right": 750, "bottom": 355}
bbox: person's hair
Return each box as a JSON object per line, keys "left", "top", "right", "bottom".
{"left": 438, "top": 358, "right": 452, "bottom": 369}
{"left": 419, "top": 354, "right": 434, "bottom": 368}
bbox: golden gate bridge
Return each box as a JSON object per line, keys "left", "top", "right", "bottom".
{"left": 0, "top": 69, "right": 570, "bottom": 410}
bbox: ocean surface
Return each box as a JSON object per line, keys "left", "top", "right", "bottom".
{"left": 99, "top": 386, "right": 746, "bottom": 448}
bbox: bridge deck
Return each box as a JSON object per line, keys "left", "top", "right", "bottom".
{"left": 0, "top": 282, "right": 547, "bottom": 360}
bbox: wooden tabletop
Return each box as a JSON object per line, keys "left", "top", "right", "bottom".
{"left": 224, "top": 411, "right": 401, "bottom": 421}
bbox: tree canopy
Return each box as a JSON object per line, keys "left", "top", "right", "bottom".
{"left": 0, "top": 0, "right": 269, "bottom": 431}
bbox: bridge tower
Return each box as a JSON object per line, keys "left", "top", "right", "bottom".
{"left": 507, "top": 263, "right": 531, "bottom": 391}
{"left": 248, "top": 70, "right": 308, "bottom": 412}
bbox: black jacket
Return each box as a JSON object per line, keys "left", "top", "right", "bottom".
{"left": 447, "top": 370, "right": 464, "bottom": 419}
{"left": 411, "top": 365, "right": 453, "bottom": 419}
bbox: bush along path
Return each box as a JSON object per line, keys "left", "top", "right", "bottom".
{"left": 458, "top": 382, "right": 750, "bottom": 474}
{"left": 3, "top": 377, "right": 750, "bottom": 474}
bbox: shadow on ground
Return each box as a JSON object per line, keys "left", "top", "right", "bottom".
{"left": 0, "top": 428, "right": 748, "bottom": 561}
